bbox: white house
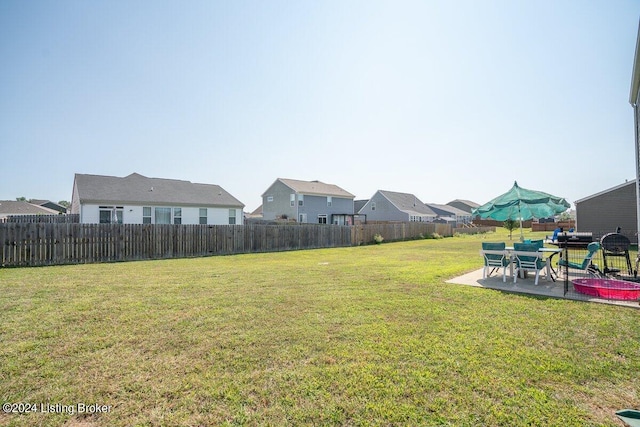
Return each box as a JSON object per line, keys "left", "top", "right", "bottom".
{"left": 70, "top": 173, "right": 244, "bottom": 225}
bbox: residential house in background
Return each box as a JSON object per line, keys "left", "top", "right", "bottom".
{"left": 446, "top": 199, "right": 480, "bottom": 214}
{"left": 0, "top": 201, "right": 60, "bottom": 221}
{"left": 425, "top": 203, "right": 472, "bottom": 224}
{"left": 30, "top": 200, "right": 68, "bottom": 213}
{"left": 575, "top": 180, "right": 637, "bottom": 240}
{"left": 244, "top": 204, "right": 263, "bottom": 222}
{"left": 354, "top": 199, "right": 369, "bottom": 223}
{"left": 261, "top": 178, "right": 355, "bottom": 224}
{"left": 70, "top": 173, "right": 244, "bottom": 225}
{"left": 359, "top": 190, "right": 436, "bottom": 222}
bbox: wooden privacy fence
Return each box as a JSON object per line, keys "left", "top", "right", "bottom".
{"left": 350, "top": 222, "right": 451, "bottom": 245}
{"left": 0, "top": 222, "right": 453, "bottom": 267}
{"left": 1, "top": 214, "right": 79, "bottom": 224}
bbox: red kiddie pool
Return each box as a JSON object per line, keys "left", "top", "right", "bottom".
{"left": 572, "top": 278, "right": 640, "bottom": 300}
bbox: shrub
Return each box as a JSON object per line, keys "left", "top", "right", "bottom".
{"left": 431, "top": 232, "right": 442, "bottom": 239}
{"left": 373, "top": 233, "right": 384, "bottom": 244}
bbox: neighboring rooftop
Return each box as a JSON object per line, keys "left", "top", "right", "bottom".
{"left": 0, "top": 201, "right": 60, "bottom": 217}
{"left": 426, "top": 203, "right": 472, "bottom": 217}
{"left": 378, "top": 190, "right": 436, "bottom": 217}
{"left": 268, "top": 178, "right": 355, "bottom": 199}
{"left": 354, "top": 199, "right": 369, "bottom": 213}
{"left": 73, "top": 173, "right": 244, "bottom": 207}
{"left": 446, "top": 199, "right": 480, "bottom": 213}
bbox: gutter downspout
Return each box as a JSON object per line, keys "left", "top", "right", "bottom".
{"left": 634, "top": 100, "right": 640, "bottom": 242}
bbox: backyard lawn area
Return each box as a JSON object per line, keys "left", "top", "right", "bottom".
{"left": 1, "top": 229, "right": 639, "bottom": 426}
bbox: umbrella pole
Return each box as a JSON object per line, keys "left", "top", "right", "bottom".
{"left": 520, "top": 219, "right": 524, "bottom": 242}
{"left": 519, "top": 205, "right": 524, "bottom": 242}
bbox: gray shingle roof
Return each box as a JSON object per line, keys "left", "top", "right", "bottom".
{"left": 354, "top": 199, "right": 369, "bottom": 213}
{"left": 276, "top": 178, "right": 355, "bottom": 198}
{"left": 74, "top": 173, "right": 244, "bottom": 207}
{"left": 0, "top": 201, "right": 60, "bottom": 216}
{"left": 379, "top": 190, "right": 436, "bottom": 217}
{"left": 426, "top": 203, "right": 471, "bottom": 217}
{"left": 447, "top": 199, "right": 480, "bottom": 208}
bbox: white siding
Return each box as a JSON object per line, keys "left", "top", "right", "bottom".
{"left": 79, "top": 204, "right": 243, "bottom": 225}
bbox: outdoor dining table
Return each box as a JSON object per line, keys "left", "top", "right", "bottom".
{"left": 505, "top": 246, "right": 563, "bottom": 282}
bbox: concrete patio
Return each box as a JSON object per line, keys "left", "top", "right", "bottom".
{"left": 446, "top": 268, "right": 640, "bottom": 309}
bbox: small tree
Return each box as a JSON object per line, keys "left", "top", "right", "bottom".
{"left": 504, "top": 219, "right": 518, "bottom": 240}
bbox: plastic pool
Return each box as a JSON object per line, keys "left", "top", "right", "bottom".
{"left": 572, "top": 278, "right": 640, "bottom": 300}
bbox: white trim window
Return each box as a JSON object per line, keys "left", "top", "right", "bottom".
{"left": 229, "top": 209, "right": 236, "bottom": 225}
{"left": 290, "top": 194, "right": 295, "bottom": 207}
{"left": 199, "top": 208, "right": 207, "bottom": 225}
{"left": 327, "top": 196, "right": 332, "bottom": 207}
{"left": 173, "top": 208, "right": 182, "bottom": 224}
{"left": 99, "top": 206, "right": 123, "bottom": 224}
{"left": 318, "top": 214, "right": 327, "bottom": 224}
{"left": 143, "top": 207, "right": 152, "bottom": 224}
{"left": 371, "top": 202, "right": 376, "bottom": 211}
{"left": 155, "top": 207, "right": 171, "bottom": 224}
{"left": 298, "top": 194, "right": 304, "bottom": 207}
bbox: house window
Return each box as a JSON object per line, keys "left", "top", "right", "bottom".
{"left": 143, "top": 207, "right": 151, "bottom": 224}
{"left": 199, "top": 208, "right": 207, "bottom": 225}
{"left": 99, "top": 206, "right": 123, "bottom": 224}
{"left": 371, "top": 202, "right": 376, "bottom": 211}
{"left": 229, "top": 209, "right": 236, "bottom": 225}
{"left": 155, "top": 207, "right": 171, "bottom": 224}
{"left": 290, "top": 194, "right": 295, "bottom": 207}
{"left": 327, "top": 196, "right": 332, "bottom": 207}
{"left": 298, "top": 195, "right": 304, "bottom": 206}
{"left": 99, "top": 208, "right": 111, "bottom": 224}
{"left": 318, "top": 214, "right": 327, "bottom": 224}
{"left": 267, "top": 196, "right": 274, "bottom": 203}
{"left": 173, "top": 208, "right": 182, "bottom": 224}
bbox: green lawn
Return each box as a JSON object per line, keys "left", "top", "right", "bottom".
{"left": 1, "top": 229, "right": 639, "bottom": 426}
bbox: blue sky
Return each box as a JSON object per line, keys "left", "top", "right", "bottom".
{"left": 1, "top": 1, "right": 639, "bottom": 212}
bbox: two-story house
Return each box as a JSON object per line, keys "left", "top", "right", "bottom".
{"left": 261, "top": 178, "right": 355, "bottom": 224}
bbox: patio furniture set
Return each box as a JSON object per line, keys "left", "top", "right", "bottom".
{"left": 481, "top": 240, "right": 562, "bottom": 286}
{"left": 481, "top": 232, "right": 640, "bottom": 301}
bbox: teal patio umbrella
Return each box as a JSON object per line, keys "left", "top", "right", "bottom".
{"left": 472, "top": 181, "right": 570, "bottom": 240}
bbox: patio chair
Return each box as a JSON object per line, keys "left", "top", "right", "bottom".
{"left": 481, "top": 242, "right": 509, "bottom": 282}
{"left": 530, "top": 239, "right": 544, "bottom": 249}
{"left": 523, "top": 239, "right": 544, "bottom": 248}
{"left": 557, "top": 242, "right": 601, "bottom": 277}
{"left": 513, "top": 243, "right": 546, "bottom": 285}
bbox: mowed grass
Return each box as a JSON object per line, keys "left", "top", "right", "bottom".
{"left": 1, "top": 230, "right": 639, "bottom": 426}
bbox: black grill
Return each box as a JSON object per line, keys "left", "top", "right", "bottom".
{"left": 600, "top": 233, "right": 634, "bottom": 276}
